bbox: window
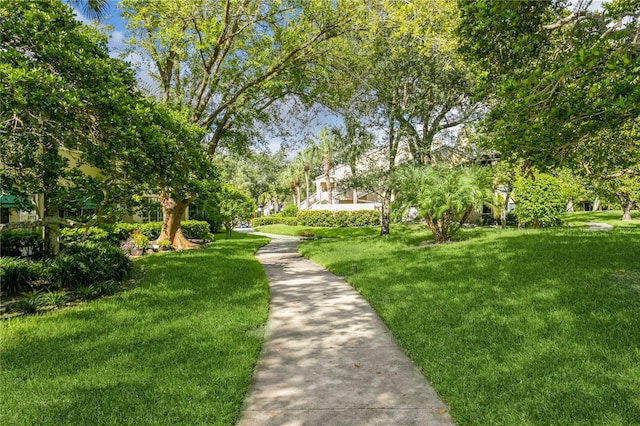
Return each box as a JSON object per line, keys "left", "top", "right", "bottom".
{"left": 1, "top": 207, "right": 10, "bottom": 224}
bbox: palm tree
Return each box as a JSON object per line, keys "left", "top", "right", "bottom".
{"left": 68, "top": 0, "right": 109, "bottom": 20}
{"left": 296, "top": 143, "right": 320, "bottom": 210}
{"left": 318, "top": 127, "right": 335, "bottom": 204}
{"left": 332, "top": 117, "right": 374, "bottom": 204}
{"left": 280, "top": 165, "right": 302, "bottom": 208}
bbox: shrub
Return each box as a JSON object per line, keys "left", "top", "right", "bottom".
{"left": 251, "top": 216, "right": 298, "bottom": 227}
{"left": 280, "top": 204, "right": 298, "bottom": 217}
{"left": 49, "top": 242, "right": 131, "bottom": 290}
{"left": 297, "top": 210, "right": 336, "bottom": 227}
{"left": 513, "top": 173, "right": 565, "bottom": 228}
{"left": 139, "top": 222, "right": 163, "bottom": 239}
{"left": 334, "top": 210, "right": 352, "bottom": 227}
{"left": 350, "top": 210, "right": 380, "bottom": 227}
{"left": 60, "top": 226, "right": 109, "bottom": 244}
{"left": 0, "top": 257, "right": 46, "bottom": 295}
{"left": 181, "top": 220, "right": 210, "bottom": 240}
{"left": 111, "top": 222, "right": 140, "bottom": 242}
{"left": 0, "top": 229, "right": 43, "bottom": 259}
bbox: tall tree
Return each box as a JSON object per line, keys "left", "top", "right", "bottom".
{"left": 0, "top": 0, "right": 191, "bottom": 255}
{"left": 296, "top": 144, "right": 321, "bottom": 210}
{"left": 120, "top": 0, "right": 359, "bottom": 247}
{"left": 317, "top": 127, "right": 336, "bottom": 204}
{"left": 318, "top": 0, "right": 472, "bottom": 233}
{"left": 280, "top": 164, "right": 302, "bottom": 208}
{"left": 363, "top": 0, "right": 477, "bottom": 165}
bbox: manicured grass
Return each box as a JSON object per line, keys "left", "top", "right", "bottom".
{"left": 299, "top": 226, "right": 640, "bottom": 425}
{"left": 254, "top": 223, "right": 381, "bottom": 238}
{"left": 0, "top": 235, "right": 270, "bottom": 425}
{"left": 563, "top": 210, "right": 640, "bottom": 228}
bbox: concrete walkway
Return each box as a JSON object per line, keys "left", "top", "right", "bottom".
{"left": 238, "top": 234, "right": 454, "bottom": 426}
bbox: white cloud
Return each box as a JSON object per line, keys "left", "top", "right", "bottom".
{"left": 71, "top": 6, "right": 91, "bottom": 25}
{"left": 108, "top": 30, "right": 125, "bottom": 51}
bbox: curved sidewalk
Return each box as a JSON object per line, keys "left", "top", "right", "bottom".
{"left": 238, "top": 236, "right": 454, "bottom": 425}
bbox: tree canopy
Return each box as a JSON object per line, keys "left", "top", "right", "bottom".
{"left": 457, "top": 0, "right": 640, "bottom": 172}
{"left": 0, "top": 0, "right": 210, "bottom": 255}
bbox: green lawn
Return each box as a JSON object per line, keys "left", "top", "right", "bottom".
{"left": 0, "top": 234, "right": 270, "bottom": 425}
{"left": 299, "top": 225, "right": 640, "bottom": 425}
{"left": 563, "top": 210, "right": 640, "bottom": 228}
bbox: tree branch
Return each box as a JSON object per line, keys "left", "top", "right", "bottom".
{"left": 543, "top": 10, "right": 607, "bottom": 33}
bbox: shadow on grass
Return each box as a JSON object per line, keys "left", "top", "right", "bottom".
{"left": 0, "top": 238, "right": 270, "bottom": 425}
{"left": 300, "top": 227, "right": 640, "bottom": 424}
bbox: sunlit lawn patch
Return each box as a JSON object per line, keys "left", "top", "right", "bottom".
{"left": 563, "top": 210, "right": 640, "bottom": 229}
{"left": 0, "top": 235, "right": 270, "bottom": 425}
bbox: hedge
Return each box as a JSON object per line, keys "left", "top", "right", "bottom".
{"left": 180, "top": 220, "right": 211, "bottom": 240}
{"left": 252, "top": 210, "right": 380, "bottom": 228}
{"left": 60, "top": 226, "right": 110, "bottom": 244}
{"left": 251, "top": 216, "right": 298, "bottom": 227}
{"left": 296, "top": 210, "right": 380, "bottom": 227}
{"left": 59, "top": 220, "right": 211, "bottom": 244}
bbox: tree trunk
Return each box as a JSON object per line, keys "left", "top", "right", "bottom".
{"left": 379, "top": 191, "right": 391, "bottom": 236}
{"left": 425, "top": 216, "right": 441, "bottom": 242}
{"left": 323, "top": 153, "right": 332, "bottom": 204}
{"left": 459, "top": 206, "right": 473, "bottom": 226}
{"left": 617, "top": 191, "right": 633, "bottom": 221}
{"left": 353, "top": 188, "right": 358, "bottom": 204}
{"left": 305, "top": 171, "right": 311, "bottom": 210}
{"left": 566, "top": 199, "right": 574, "bottom": 212}
{"left": 43, "top": 194, "right": 60, "bottom": 257}
{"left": 592, "top": 196, "right": 600, "bottom": 211}
{"left": 158, "top": 192, "right": 198, "bottom": 250}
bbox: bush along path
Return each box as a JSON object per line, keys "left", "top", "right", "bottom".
{"left": 238, "top": 236, "right": 454, "bottom": 425}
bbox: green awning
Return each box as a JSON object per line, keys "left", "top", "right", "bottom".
{"left": 0, "top": 195, "right": 22, "bottom": 208}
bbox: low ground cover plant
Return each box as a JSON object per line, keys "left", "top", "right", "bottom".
{"left": 1, "top": 235, "right": 270, "bottom": 425}
{"left": 299, "top": 224, "right": 640, "bottom": 424}
{"left": 1, "top": 242, "right": 132, "bottom": 305}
